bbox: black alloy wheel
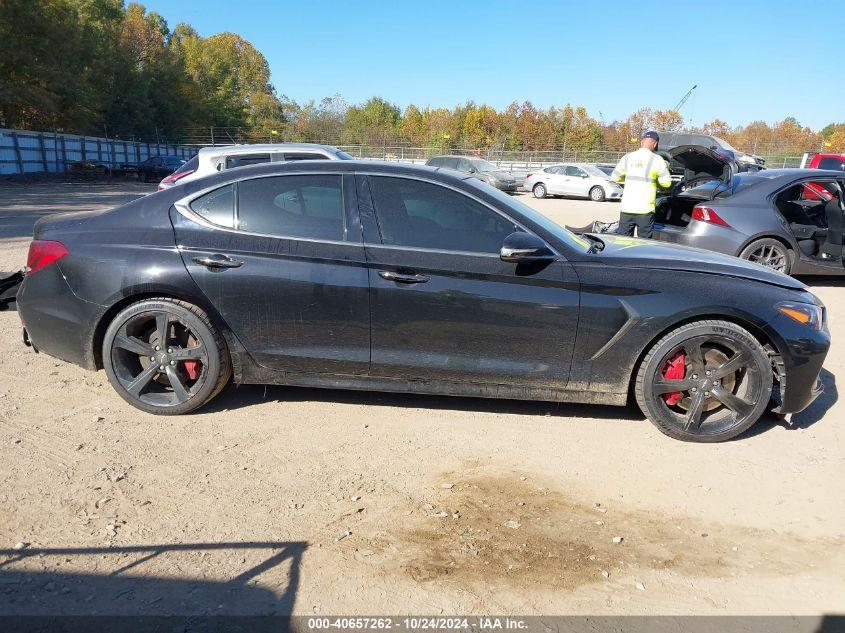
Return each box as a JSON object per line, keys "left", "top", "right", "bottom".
{"left": 103, "top": 298, "right": 230, "bottom": 414}
{"left": 635, "top": 320, "right": 773, "bottom": 442}
{"left": 740, "top": 239, "right": 792, "bottom": 275}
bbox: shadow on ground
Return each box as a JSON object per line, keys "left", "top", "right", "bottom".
{"left": 0, "top": 540, "right": 306, "bottom": 630}
{"left": 738, "top": 367, "right": 837, "bottom": 439}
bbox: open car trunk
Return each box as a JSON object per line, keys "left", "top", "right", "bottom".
{"left": 654, "top": 145, "right": 733, "bottom": 228}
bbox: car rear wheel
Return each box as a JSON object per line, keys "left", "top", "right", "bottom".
{"left": 139, "top": 171, "right": 148, "bottom": 183}
{"left": 102, "top": 298, "right": 231, "bottom": 415}
{"left": 532, "top": 183, "right": 547, "bottom": 199}
{"left": 635, "top": 320, "right": 773, "bottom": 442}
{"left": 739, "top": 238, "right": 793, "bottom": 275}
{"left": 589, "top": 186, "right": 606, "bottom": 202}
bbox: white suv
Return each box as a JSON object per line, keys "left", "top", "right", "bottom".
{"left": 158, "top": 143, "right": 355, "bottom": 190}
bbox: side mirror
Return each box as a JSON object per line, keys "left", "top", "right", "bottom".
{"left": 467, "top": 166, "right": 477, "bottom": 174}
{"left": 581, "top": 174, "right": 589, "bottom": 178}
{"left": 500, "top": 232, "right": 557, "bottom": 263}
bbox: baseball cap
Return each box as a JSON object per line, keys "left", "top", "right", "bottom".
{"left": 642, "top": 131, "right": 660, "bottom": 142}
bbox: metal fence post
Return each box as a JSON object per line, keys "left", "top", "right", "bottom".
{"left": 60, "top": 135, "right": 67, "bottom": 172}
{"left": 11, "top": 132, "right": 23, "bottom": 174}
{"left": 81, "top": 136, "right": 87, "bottom": 161}
{"left": 38, "top": 133, "right": 48, "bottom": 171}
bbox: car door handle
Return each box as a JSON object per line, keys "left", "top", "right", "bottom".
{"left": 378, "top": 271, "right": 429, "bottom": 284}
{"left": 193, "top": 254, "right": 243, "bottom": 269}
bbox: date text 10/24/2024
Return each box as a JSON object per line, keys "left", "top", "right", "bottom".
{"left": 306, "top": 618, "right": 528, "bottom": 630}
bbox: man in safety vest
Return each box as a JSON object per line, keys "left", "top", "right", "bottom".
{"left": 610, "top": 131, "right": 672, "bottom": 238}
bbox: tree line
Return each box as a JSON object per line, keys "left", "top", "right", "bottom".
{"left": 2, "top": 1, "right": 843, "bottom": 158}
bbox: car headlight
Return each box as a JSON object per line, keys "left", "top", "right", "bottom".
{"left": 777, "top": 301, "right": 825, "bottom": 330}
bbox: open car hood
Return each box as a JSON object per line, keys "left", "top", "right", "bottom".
{"left": 588, "top": 234, "right": 805, "bottom": 290}
{"left": 667, "top": 145, "right": 732, "bottom": 185}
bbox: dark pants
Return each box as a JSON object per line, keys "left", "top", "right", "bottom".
{"left": 617, "top": 212, "right": 654, "bottom": 239}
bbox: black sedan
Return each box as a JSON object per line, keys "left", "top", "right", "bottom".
{"left": 16, "top": 161, "right": 829, "bottom": 442}
{"left": 133, "top": 155, "right": 186, "bottom": 183}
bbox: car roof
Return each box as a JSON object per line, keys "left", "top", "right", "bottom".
{"left": 196, "top": 143, "right": 342, "bottom": 158}
{"left": 749, "top": 168, "right": 845, "bottom": 178}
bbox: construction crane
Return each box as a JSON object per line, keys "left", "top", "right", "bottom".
{"left": 674, "top": 84, "right": 697, "bottom": 112}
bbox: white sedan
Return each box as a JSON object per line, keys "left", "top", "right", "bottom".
{"left": 523, "top": 163, "right": 623, "bottom": 201}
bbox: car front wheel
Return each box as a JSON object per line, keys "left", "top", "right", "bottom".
{"left": 532, "top": 183, "right": 547, "bottom": 198}
{"left": 589, "top": 186, "right": 606, "bottom": 202}
{"left": 635, "top": 320, "right": 773, "bottom": 442}
{"left": 102, "top": 298, "right": 231, "bottom": 415}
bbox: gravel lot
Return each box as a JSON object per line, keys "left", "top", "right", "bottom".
{"left": 0, "top": 181, "right": 843, "bottom": 617}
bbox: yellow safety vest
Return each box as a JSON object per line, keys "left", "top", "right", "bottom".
{"left": 611, "top": 148, "right": 672, "bottom": 214}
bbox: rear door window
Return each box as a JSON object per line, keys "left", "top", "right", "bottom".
{"left": 190, "top": 184, "right": 235, "bottom": 228}
{"left": 367, "top": 176, "right": 518, "bottom": 253}
{"left": 237, "top": 174, "right": 344, "bottom": 240}
{"left": 226, "top": 154, "right": 272, "bottom": 169}
{"left": 441, "top": 157, "right": 460, "bottom": 170}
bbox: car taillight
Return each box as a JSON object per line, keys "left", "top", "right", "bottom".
{"left": 158, "top": 169, "right": 195, "bottom": 190}
{"left": 691, "top": 205, "right": 731, "bottom": 228}
{"left": 25, "top": 240, "right": 68, "bottom": 276}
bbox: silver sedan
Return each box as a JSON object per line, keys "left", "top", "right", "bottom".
{"left": 523, "top": 163, "right": 623, "bottom": 201}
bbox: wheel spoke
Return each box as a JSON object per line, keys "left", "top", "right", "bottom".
{"left": 711, "top": 386, "right": 754, "bottom": 418}
{"left": 684, "top": 338, "right": 706, "bottom": 371}
{"left": 712, "top": 350, "right": 751, "bottom": 379}
{"left": 683, "top": 390, "right": 707, "bottom": 431}
{"left": 653, "top": 377, "right": 695, "bottom": 394}
{"left": 155, "top": 312, "right": 170, "bottom": 348}
{"left": 164, "top": 365, "right": 190, "bottom": 402}
{"left": 125, "top": 363, "right": 159, "bottom": 398}
{"left": 169, "top": 345, "right": 205, "bottom": 361}
{"left": 113, "top": 333, "right": 152, "bottom": 356}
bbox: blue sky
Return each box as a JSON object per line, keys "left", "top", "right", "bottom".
{"left": 141, "top": 0, "right": 843, "bottom": 130}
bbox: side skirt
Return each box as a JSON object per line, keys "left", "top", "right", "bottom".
{"left": 237, "top": 366, "right": 628, "bottom": 406}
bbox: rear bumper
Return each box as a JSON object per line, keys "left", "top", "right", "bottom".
{"left": 16, "top": 264, "right": 100, "bottom": 370}
{"left": 653, "top": 221, "right": 746, "bottom": 256}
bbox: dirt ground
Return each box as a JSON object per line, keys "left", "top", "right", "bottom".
{"left": 0, "top": 181, "right": 843, "bottom": 617}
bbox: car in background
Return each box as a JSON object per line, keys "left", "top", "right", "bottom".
{"left": 523, "top": 163, "right": 623, "bottom": 201}
{"left": 15, "top": 160, "right": 829, "bottom": 442}
{"left": 651, "top": 147, "right": 845, "bottom": 276}
{"left": 158, "top": 143, "right": 354, "bottom": 190}
{"left": 135, "top": 155, "right": 187, "bottom": 183}
{"left": 68, "top": 159, "right": 112, "bottom": 176}
{"left": 425, "top": 156, "right": 518, "bottom": 192}
{"left": 571, "top": 145, "right": 845, "bottom": 276}
{"left": 658, "top": 132, "right": 765, "bottom": 173}
{"left": 805, "top": 153, "right": 845, "bottom": 171}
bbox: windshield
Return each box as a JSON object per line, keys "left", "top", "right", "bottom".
{"left": 469, "top": 158, "right": 499, "bottom": 172}
{"left": 712, "top": 136, "right": 736, "bottom": 151}
{"left": 581, "top": 165, "right": 609, "bottom": 178}
{"left": 173, "top": 155, "right": 198, "bottom": 174}
{"left": 335, "top": 150, "right": 355, "bottom": 160}
{"left": 464, "top": 180, "right": 591, "bottom": 252}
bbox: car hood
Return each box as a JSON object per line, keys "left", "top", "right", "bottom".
{"left": 587, "top": 234, "right": 805, "bottom": 290}
{"left": 667, "top": 145, "right": 732, "bottom": 185}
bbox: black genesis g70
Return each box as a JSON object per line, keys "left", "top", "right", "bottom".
{"left": 16, "top": 161, "right": 829, "bottom": 442}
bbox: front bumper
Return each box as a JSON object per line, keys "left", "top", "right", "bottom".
{"left": 766, "top": 311, "right": 830, "bottom": 415}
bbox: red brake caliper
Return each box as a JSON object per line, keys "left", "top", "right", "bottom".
{"left": 662, "top": 351, "right": 686, "bottom": 405}
{"left": 183, "top": 360, "right": 200, "bottom": 380}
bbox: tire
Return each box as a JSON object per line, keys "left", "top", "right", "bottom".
{"left": 634, "top": 320, "right": 773, "bottom": 442}
{"left": 139, "top": 171, "right": 148, "bottom": 183}
{"left": 589, "top": 186, "right": 606, "bottom": 202}
{"left": 532, "top": 183, "right": 547, "bottom": 198}
{"left": 102, "top": 298, "right": 231, "bottom": 415}
{"left": 739, "top": 238, "right": 793, "bottom": 275}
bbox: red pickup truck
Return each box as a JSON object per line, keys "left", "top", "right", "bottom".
{"left": 807, "top": 153, "right": 845, "bottom": 171}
